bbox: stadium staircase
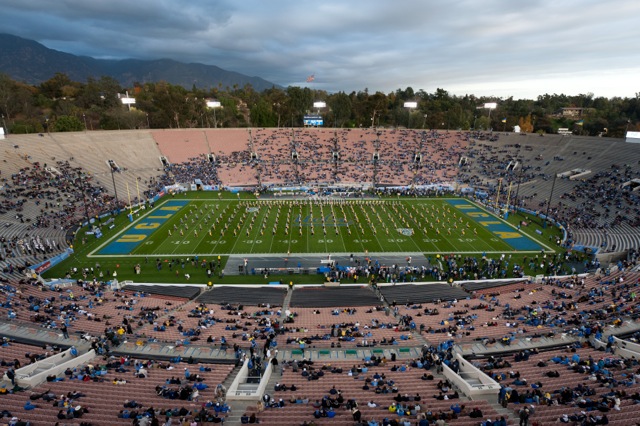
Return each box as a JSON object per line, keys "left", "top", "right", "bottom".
{"left": 282, "top": 285, "right": 293, "bottom": 310}
{"left": 224, "top": 400, "right": 256, "bottom": 426}
{"left": 223, "top": 365, "right": 256, "bottom": 426}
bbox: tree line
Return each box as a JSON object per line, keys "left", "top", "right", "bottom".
{"left": 0, "top": 72, "right": 638, "bottom": 138}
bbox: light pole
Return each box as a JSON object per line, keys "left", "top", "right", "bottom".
{"left": 488, "top": 107, "right": 493, "bottom": 130}
{"left": 543, "top": 173, "right": 558, "bottom": 228}
{"left": 274, "top": 103, "right": 281, "bottom": 128}
{"left": 110, "top": 167, "right": 120, "bottom": 212}
{"left": 206, "top": 100, "right": 221, "bottom": 128}
{"left": 313, "top": 101, "right": 326, "bottom": 127}
{"left": 2, "top": 114, "right": 8, "bottom": 136}
{"left": 404, "top": 102, "right": 417, "bottom": 129}
{"left": 483, "top": 103, "right": 497, "bottom": 131}
{"left": 514, "top": 156, "right": 524, "bottom": 208}
{"left": 78, "top": 172, "right": 91, "bottom": 227}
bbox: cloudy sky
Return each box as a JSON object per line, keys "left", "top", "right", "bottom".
{"left": 2, "top": 0, "right": 639, "bottom": 99}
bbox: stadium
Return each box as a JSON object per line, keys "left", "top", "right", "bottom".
{"left": 1, "top": 126, "right": 639, "bottom": 426}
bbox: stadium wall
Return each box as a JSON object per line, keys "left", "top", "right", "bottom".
{"left": 30, "top": 248, "right": 74, "bottom": 274}
{"left": 8, "top": 349, "right": 96, "bottom": 389}
{"left": 443, "top": 353, "right": 501, "bottom": 402}
{"left": 596, "top": 250, "right": 630, "bottom": 264}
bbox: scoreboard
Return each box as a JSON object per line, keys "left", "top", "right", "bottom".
{"left": 303, "top": 115, "right": 323, "bottom": 126}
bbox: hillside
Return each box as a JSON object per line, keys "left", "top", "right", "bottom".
{"left": 0, "top": 33, "right": 279, "bottom": 91}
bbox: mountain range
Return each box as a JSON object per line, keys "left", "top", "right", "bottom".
{"left": 0, "top": 34, "right": 279, "bottom": 91}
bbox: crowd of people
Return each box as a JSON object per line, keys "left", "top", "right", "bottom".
{"left": 457, "top": 134, "right": 640, "bottom": 252}
{"left": 476, "top": 342, "right": 633, "bottom": 425}
{"left": 246, "top": 128, "right": 466, "bottom": 188}
{"left": 0, "top": 159, "right": 130, "bottom": 275}
{"left": 1, "top": 335, "right": 234, "bottom": 426}
{"left": 1, "top": 129, "right": 639, "bottom": 426}
{"left": 150, "top": 157, "right": 222, "bottom": 197}
{"left": 1, "top": 265, "right": 640, "bottom": 425}
{"left": 254, "top": 341, "right": 513, "bottom": 425}
{"left": 2, "top": 129, "right": 638, "bottom": 284}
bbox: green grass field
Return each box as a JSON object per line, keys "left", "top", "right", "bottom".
{"left": 92, "top": 197, "right": 545, "bottom": 256}
{"left": 43, "top": 192, "right": 562, "bottom": 284}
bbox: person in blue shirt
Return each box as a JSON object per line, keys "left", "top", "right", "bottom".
{"left": 512, "top": 377, "right": 527, "bottom": 386}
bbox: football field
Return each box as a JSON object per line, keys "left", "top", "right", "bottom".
{"left": 91, "top": 196, "right": 549, "bottom": 258}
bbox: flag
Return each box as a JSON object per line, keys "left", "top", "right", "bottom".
{"left": 576, "top": 119, "right": 584, "bottom": 126}
{"left": 501, "top": 118, "right": 507, "bottom": 123}
{"left": 306, "top": 74, "right": 315, "bottom": 83}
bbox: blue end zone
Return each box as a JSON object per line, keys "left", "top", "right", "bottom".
{"left": 99, "top": 200, "right": 190, "bottom": 255}
{"left": 446, "top": 199, "right": 542, "bottom": 251}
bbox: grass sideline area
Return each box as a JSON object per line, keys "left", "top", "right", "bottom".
{"left": 42, "top": 192, "right": 564, "bottom": 285}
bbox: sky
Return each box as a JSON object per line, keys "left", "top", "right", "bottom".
{"left": 2, "top": 0, "right": 640, "bottom": 99}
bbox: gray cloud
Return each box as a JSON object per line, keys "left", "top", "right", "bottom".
{"left": 2, "top": 0, "right": 639, "bottom": 98}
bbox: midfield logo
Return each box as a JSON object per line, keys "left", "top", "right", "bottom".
{"left": 397, "top": 228, "right": 414, "bottom": 236}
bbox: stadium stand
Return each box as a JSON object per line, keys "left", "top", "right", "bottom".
{"left": 289, "top": 286, "right": 382, "bottom": 308}
{"left": 196, "top": 286, "right": 287, "bottom": 306}
{"left": 1, "top": 128, "right": 640, "bottom": 426}
{"left": 460, "top": 279, "right": 529, "bottom": 293}
{"left": 123, "top": 285, "right": 202, "bottom": 300}
{"left": 378, "top": 283, "right": 469, "bottom": 304}
{"left": 206, "top": 128, "right": 257, "bottom": 187}
{"left": 0, "top": 270, "right": 639, "bottom": 425}
{"left": 472, "top": 344, "right": 640, "bottom": 426}
{"left": 458, "top": 132, "right": 640, "bottom": 251}
{"left": 152, "top": 130, "right": 210, "bottom": 164}
{"left": 0, "top": 350, "right": 235, "bottom": 426}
